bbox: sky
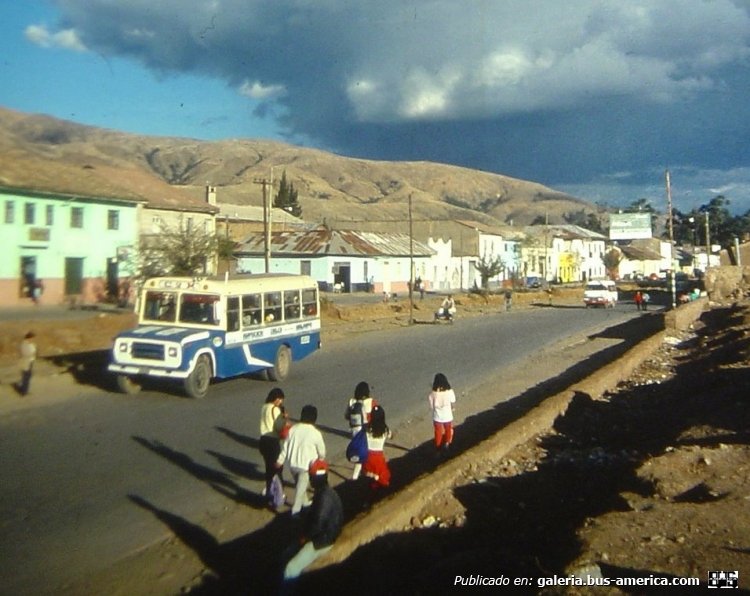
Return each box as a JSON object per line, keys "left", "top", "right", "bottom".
{"left": 3, "top": 1, "right": 750, "bottom": 215}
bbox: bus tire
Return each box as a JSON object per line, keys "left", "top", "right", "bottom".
{"left": 116, "top": 374, "right": 142, "bottom": 395}
{"left": 184, "top": 355, "right": 212, "bottom": 399}
{"left": 267, "top": 345, "right": 291, "bottom": 382}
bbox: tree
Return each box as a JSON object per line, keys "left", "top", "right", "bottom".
{"left": 475, "top": 254, "right": 505, "bottom": 290}
{"left": 601, "top": 247, "right": 624, "bottom": 280}
{"left": 131, "top": 218, "right": 219, "bottom": 281}
{"left": 563, "top": 209, "right": 604, "bottom": 234}
{"left": 273, "top": 170, "right": 302, "bottom": 218}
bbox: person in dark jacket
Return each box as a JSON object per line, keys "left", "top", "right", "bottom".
{"left": 283, "top": 458, "right": 344, "bottom": 582}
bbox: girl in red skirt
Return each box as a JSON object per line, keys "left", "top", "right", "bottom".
{"left": 362, "top": 405, "right": 392, "bottom": 493}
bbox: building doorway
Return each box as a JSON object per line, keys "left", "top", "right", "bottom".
{"left": 65, "top": 257, "right": 84, "bottom": 297}
{"left": 20, "top": 256, "right": 36, "bottom": 298}
{"left": 106, "top": 257, "right": 119, "bottom": 300}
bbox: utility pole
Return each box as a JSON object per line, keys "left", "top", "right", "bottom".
{"left": 408, "top": 193, "right": 414, "bottom": 325}
{"left": 665, "top": 169, "right": 676, "bottom": 308}
{"left": 704, "top": 210, "right": 711, "bottom": 269}
{"left": 254, "top": 176, "right": 273, "bottom": 272}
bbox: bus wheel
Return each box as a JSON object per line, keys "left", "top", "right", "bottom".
{"left": 184, "top": 355, "right": 211, "bottom": 399}
{"left": 116, "top": 374, "right": 142, "bottom": 395}
{"left": 267, "top": 345, "right": 291, "bottom": 382}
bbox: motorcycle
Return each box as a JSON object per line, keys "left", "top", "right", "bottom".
{"left": 434, "top": 307, "right": 455, "bottom": 323}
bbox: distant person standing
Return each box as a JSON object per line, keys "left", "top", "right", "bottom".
{"left": 17, "top": 331, "right": 37, "bottom": 396}
{"left": 428, "top": 373, "right": 456, "bottom": 456}
{"left": 31, "top": 279, "right": 43, "bottom": 305}
{"left": 634, "top": 291, "right": 643, "bottom": 311}
{"left": 642, "top": 292, "right": 651, "bottom": 311}
{"left": 277, "top": 405, "right": 326, "bottom": 515}
{"left": 504, "top": 289, "right": 513, "bottom": 312}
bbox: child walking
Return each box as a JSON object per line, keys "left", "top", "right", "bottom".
{"left": 362, "top": 405, "right": 392, "bottom": 495}
{"left": 428, "top": 372, "right": 456, "bottom": 456}
{"left": 344, "top": 381, "right": 377, "bottom": 480}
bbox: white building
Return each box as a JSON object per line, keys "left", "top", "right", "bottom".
{"left": 235, "top": 227, "right": 434, "bottom": 294}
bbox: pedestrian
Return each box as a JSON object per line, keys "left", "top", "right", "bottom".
{"left": 428, "top": 372, "right": 456, "bottom": 456}
{"left": 259, "top": 387, "right": 288, "bottom": 507}
{"left": 282, "top": 458, "right": 343, "bottom": 584}
{"left": 435, "top": 294, "right": 456, "bottom": 321}
{"left": 504, "top": 288, "right": 512, "bottom": 312}
{"left": 344, "top": 381, "right": 377, "bottom": 480}
{"left": 17, "top": 331, "right": 37, "bottom": 396}
{"left": 642, "top": 292, "right": 651, "bottom": 311}
{"left": 361, "top": 404, "right": 392, "bottom": 495}
{"left": 32, "top": 279, "right": 43, "bottom": 305}
{"left": 277, "top": 404, "right": 326, "bottom": 516}
{"left": 634, "top": 290, "right": 643, "bottom": 311}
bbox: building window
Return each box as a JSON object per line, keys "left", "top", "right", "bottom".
{"left": 185, "top": 217, "right": 193, "bottom": 233}
{"left": 107, "top": 209, "right": 119, "bottom": 230}
{"left": 24, "top": 203, "right": 36, "bottom": 225}
{"left": 46, "top": 205, "right": 54, "bottom": 226}
{"left": 70, "top": 206, "right": 84, "bottom": 229}
{"left": 5, "top": 200, "right": 15, "bottom": 224}
{"left": 152, "top": 216, "right": 162, "bottom": 233}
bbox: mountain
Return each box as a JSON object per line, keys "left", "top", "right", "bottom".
{"left": 0, "top": 107, "right": 599, "bottom": 226}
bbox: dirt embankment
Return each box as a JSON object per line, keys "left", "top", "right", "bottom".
{"left": 295, "top": 299, "right": 750, "bottom": 594}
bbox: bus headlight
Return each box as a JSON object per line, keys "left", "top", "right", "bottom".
{"left": 168, "top": 346, "right": 178, "bottom": 358}
{"left": 119, "top": 342, "right": 129, "bottom": 353}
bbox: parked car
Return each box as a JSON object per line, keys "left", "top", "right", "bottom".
{"left": 584, "top": 280, "right": 618, "bottom": 308}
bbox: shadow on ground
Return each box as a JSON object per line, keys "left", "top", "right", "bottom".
{"left": 123, "top": 312, "right": 682, "bottom": 593}
{"left": 291, "top": 305, "right": 750, "bottom": 595}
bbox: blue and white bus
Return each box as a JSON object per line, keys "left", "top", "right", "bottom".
{"left": 109, "top": 274, "right": 321, "bottom": 398}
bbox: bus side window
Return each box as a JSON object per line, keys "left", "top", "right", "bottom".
{"left": 302, "top": 288, "right": 318, "bottom": 317}
{"left": 242, "top": 294, "right": 261, "bottom": 327}
{"left": 227, "top": 296, "right": 240, "bottom": 332}
{"left": 284, "top": 290, "right": 301, "bottom": 320}
{"left": 264, "top": 292, "right": 282, "bottom": 323}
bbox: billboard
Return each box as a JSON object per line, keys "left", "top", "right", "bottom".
{"left": 609, "top": 212, "right": 652, "bottom": 240}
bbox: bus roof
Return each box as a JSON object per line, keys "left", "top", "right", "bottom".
{"left": 142, "top": 274, "right": 318, "bottom": 294}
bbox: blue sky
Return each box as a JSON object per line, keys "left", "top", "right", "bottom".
{"left": 3, "top": 1, "right": 750, "bottom": 215}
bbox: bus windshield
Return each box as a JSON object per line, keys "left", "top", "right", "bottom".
{"left": 179, "top": 293, "right": 220, "bottom": 325}
{"left": 142, "top": 290, "right": 220, "bottom": 326}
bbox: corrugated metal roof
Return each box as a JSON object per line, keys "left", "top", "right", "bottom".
{"left": 523, "top": 224, "right": 607, "bottom": 240}
{"left": 236, "top": 228, "right": 435, "bottom": 257}
{"left": 620, "top": 245, "right": 663, "bottom": 260}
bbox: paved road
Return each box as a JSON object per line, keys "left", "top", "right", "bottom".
{"left": 0, "top": 303, "right": 641, "bottom": 593}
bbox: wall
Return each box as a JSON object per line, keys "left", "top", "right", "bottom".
{"left": 236, "top": 254, "right": 430, "bottom": 293}
{"left": 1, "top": 191, "right": 140, "bottom": 306}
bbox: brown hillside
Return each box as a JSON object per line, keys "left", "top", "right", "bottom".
{"left": 0, "top": 106, "right": 599, "bottom": 225}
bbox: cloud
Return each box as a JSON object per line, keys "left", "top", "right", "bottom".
{"left": 25, "top": 24, "right": 87, "bottom": 52}
{"left": 30, "top": 0, "right": 750, "bottom": 205}
{"left": 239, "top": 80, "right": 286, "bottom": 101}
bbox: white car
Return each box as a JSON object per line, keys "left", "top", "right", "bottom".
{"left": 584, "top": 280, "right": 618, "bottom": 308}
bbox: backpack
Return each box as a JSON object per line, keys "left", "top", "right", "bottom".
{"left": 346, "top": 429, "right": 368, "bottom": 463}
{"left": 347, "top": 400, "right": 364, "bottom": 428}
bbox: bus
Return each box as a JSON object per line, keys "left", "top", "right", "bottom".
{"left": 109, "top": 274, "right": 321, "bottom": 398}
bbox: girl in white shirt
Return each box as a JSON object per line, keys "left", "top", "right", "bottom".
{"left": 428, "top": 372, "right": 456, "bottom": 454}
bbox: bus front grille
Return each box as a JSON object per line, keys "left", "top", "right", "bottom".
{"left": 132, "top": 342, "right": 165, "bottom": 361}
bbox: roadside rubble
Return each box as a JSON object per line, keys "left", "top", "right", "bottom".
{"left": 295, "top": 300, "right": 750, "bottom": 594}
